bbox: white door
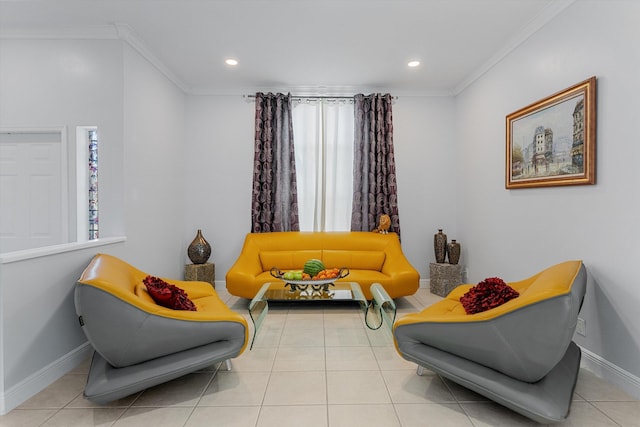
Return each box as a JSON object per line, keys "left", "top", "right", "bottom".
{"left": 0, "top": 130, "right": 66, "bottom": 253}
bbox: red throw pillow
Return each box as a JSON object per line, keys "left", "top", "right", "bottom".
{"left": 143, "top": 275, "right": 197, "bottom": 311}
{"left": 460, "top": 277, "right": 519, "bottom": 315}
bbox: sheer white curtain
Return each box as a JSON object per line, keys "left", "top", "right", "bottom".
{"left": 293, "top": 100, "right": 354, "bottom": 231}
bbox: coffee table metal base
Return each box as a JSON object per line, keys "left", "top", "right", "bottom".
{"left": 248, "top": 281, "right": 396, "bottom": 349}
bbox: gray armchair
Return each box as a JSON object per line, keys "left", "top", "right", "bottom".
{"left": 393, "top": 260, "right": 587, "bottom": 423}
{"left": 74, "top": 254, "right": 248, "bottom": 404}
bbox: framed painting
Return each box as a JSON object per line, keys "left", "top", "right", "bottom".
{"left": 506, "top": 76, "right": 596, "bottom": 189}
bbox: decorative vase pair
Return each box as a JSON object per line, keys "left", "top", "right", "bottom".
{"left": 434, "top": 229, "right": 461, "bottom": 265}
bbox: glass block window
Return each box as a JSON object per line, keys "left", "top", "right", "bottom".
{"left": 88, "top": 129, "right": 98, "bottom": 240}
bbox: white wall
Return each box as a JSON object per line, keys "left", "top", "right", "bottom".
{"left": 0, "top": 39, "right": 125, "bottom": 241}
{"left": 393, "top": 96, "right": 458, "bottom": 278}
{"left": 0, "top": 37, "right": 187, "bottom": 413}
{"left": 121, "top": 44, "right": 187, "bottom": 276}
{"left": 184, "top": 95, "right": 458, "bottom": 283}
{"left": 184, "top": 95, "right": 255, "bottom": 281}
{"left": 455, "top": 0, "right": 640, "bottom": 393}
{"left": 0, "top": 38, "right": 126, "bottom": 413}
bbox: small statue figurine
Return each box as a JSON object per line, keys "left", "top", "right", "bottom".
{"left": 372, "top": 214, "right": 391, "bottom": 234}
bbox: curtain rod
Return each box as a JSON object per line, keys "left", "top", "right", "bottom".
{"left": 243, "top": 94, "right": 398, "bottom": 100}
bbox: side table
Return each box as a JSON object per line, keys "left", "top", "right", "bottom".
{"left": 429, "top": 262, "right": 462, "bottom": 297}
{"left": 185, "top": 262, "right": 215, "bottom": 288}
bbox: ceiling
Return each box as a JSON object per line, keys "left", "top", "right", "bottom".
{"left": 0, "top": 0, "right": 575, "bottom": 96}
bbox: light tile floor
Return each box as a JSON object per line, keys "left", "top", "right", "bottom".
{"left": 2, "top": 288, "right": 639, "bottom": 427}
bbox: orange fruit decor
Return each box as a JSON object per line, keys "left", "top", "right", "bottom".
{"left": 312, "top": 268, "right": 340, "bottom": 280}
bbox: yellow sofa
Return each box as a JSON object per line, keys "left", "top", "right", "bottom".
{"left": 226, "top": 231, "right": 420, "bottom": 300}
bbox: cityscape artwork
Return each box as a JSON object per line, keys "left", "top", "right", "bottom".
{"left": 506, "top": 77, "right": 596, "bottom": 189}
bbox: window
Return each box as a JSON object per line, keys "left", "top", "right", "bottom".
{"left": 76, "top": 126, "right": 98, "bottom": 241}
{"left": 0, "top": 126, "right": 100, "bottom": 255}
{"left": 292, "top": 99, "right": 354, "bottom": 231}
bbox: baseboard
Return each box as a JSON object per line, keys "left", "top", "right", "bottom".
{"left": 0, "top": 342, "right": 93, "bottom": 415}
{"left": 419, "top": 278, "right": 430, "bottom": 288}
{"left": 579, "top": 345, "right": 640, "bottom": 399}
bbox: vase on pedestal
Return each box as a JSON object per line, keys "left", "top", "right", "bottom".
{"left": 447, "top": 239, "right": 461, "bottom": 265}
{"left": 188, "top": 229, "right": 211, "bottom": 264}
{"left": 434, "top": 229, "right": 447, "bottom": 263}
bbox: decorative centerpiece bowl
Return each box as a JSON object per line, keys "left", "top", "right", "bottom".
{"left": 270, "top": 267, "right": 350, "bottom": 292}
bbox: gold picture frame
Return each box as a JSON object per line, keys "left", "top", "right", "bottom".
{"left": 506, "top": 77, "right": 596, "bottom": 189}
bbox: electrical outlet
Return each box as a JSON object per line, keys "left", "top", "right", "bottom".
{"left": 576, "top": 317, "right": 586, "bottom": 336}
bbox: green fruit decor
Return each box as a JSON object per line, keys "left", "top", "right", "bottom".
{"left": 303, "top": 259, "right": 325, "bottom": 277}
{"left": 283, "top": 270, "right": 303, "bottom": 280}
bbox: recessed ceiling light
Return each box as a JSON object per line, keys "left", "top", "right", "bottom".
{"left": 407, "top": 60, "right": 420, "bottom": 68}
{"left": 225, "top": 58, "right": 238, "bottom": 66}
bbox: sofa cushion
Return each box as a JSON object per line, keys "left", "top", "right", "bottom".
{"left": 143, "top": 276, "right": 197, "bottom": 311}
{"left": 259, "top": 250, "right": 322, "bottom": 271}
{"left": 460, "top": 277, "right": 519, "bottom": 314}
{"left": 322, "top": 250, "right": 386, "bottom": 271}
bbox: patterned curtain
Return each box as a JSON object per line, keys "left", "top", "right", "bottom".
{"left": 251, "top": 92, "right": 300, "bottom": 232}
{"left": 351, "top": 93, "right": 401, "bottom": 238}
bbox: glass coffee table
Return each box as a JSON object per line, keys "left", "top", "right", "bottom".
{"left": 248, "top": 281, "right": 396, "bottom": 349}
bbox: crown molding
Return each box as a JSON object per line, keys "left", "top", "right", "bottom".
{"left": 113, "top": 23, "right": 189, "bottom": 93}
{"left": 452, "top": 0, "right": 577, "bottom": 96}
{"left": 0, "top": 25, "right": 118, "bottom": 40}
{"left": 0, "top": 23, "right": 190, "bottom": 93}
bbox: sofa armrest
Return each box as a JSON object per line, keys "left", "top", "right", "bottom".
{"left": 225, "top": 236, "right": 268, "bottom": 298}
{"left": 226, "top": 257, "right": 264, "bottom": 283}
{"left": 375, "top": 236, "right": 419, "bottom": 298}
{"left": 227, "top": 237, "right": 264, "bottom": 276}
{"left": 380, "top": 241, "right": 419, "bottom": 281}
